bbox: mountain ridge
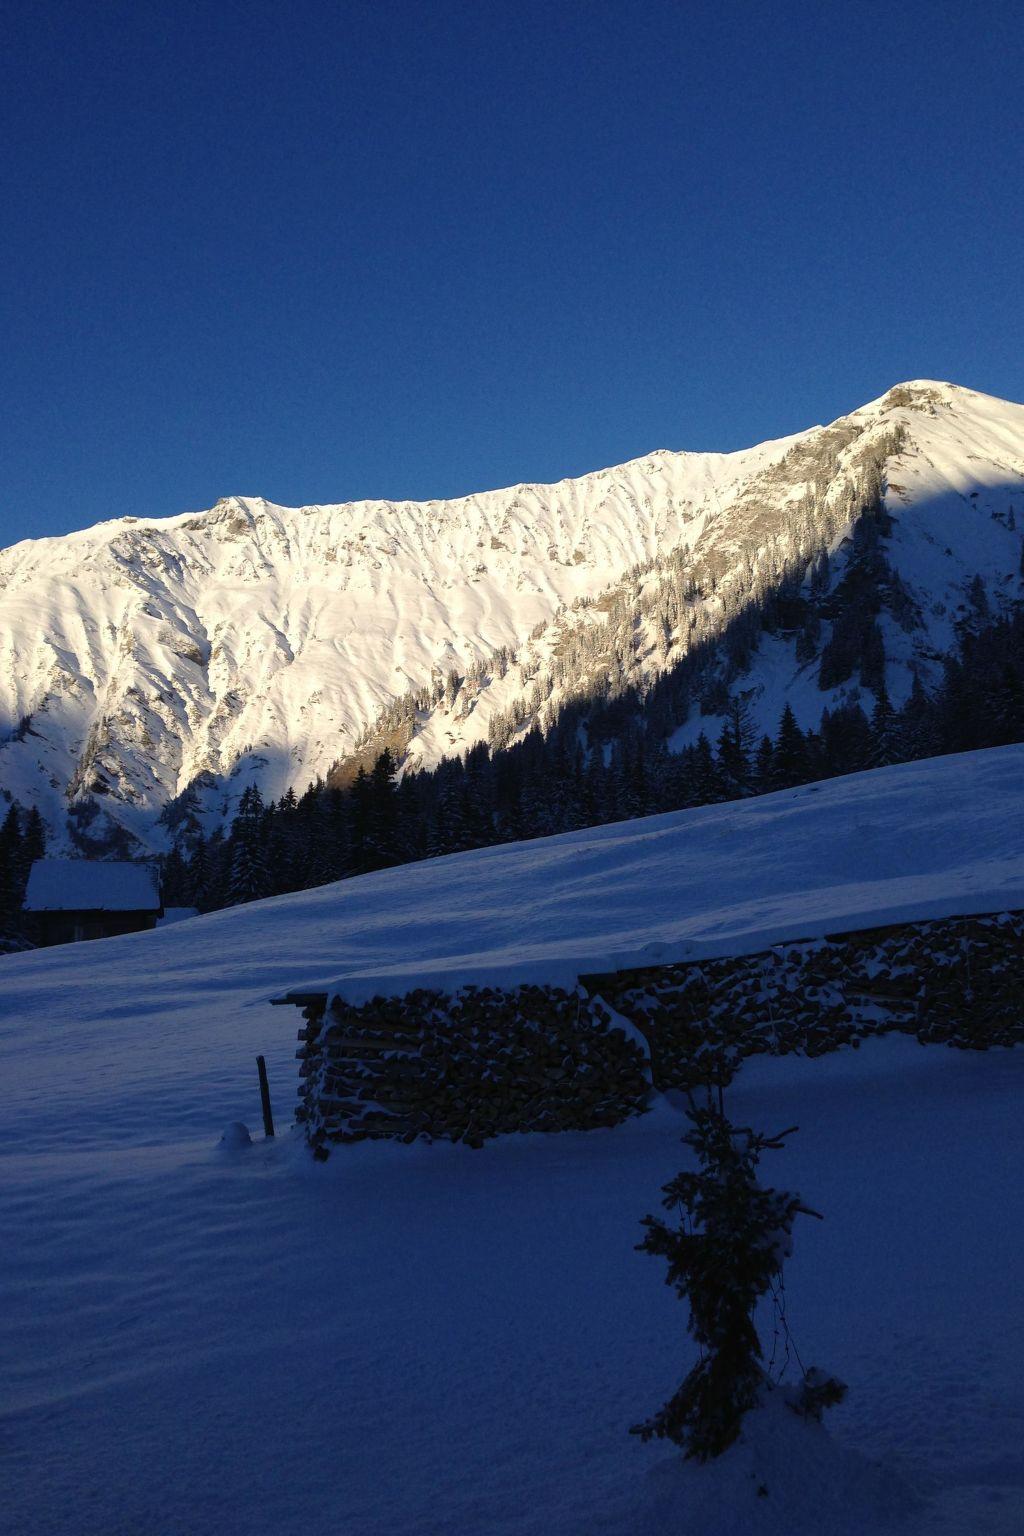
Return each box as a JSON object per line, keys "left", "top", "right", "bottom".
{"left": 2, "top": 379, "right": 1023, "bottom": 853}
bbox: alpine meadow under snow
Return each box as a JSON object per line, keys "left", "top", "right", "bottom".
{"left": 2, "top": 748, "right": 1024, "bottom": 1535}
{"left": 3, "top": 379, "right": 1024, "bottom": 856}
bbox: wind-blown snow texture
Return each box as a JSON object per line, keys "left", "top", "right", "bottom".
{"left": 1, "top": 748, "right": 1022, "bottom": 1534}
{"left": 3, "top": 379, "right": 1024, "bottom": 851}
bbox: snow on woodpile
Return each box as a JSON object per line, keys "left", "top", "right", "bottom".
{"left": 23, "top": 858, "right": 161, "bottom": 912}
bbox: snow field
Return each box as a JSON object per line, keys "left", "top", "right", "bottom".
{"left": 2, "top": 1037, "right": 1021, "bottom": 1535}
{"left": 2, "top": 744, "right": 1024, "bottom": 1533}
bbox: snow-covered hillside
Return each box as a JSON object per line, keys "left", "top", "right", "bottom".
{"left": 404, "top": 380, "right": 1024, "bottom": 770}
{"left": 3, "top": 380, "right": 1024, "bottom": 853}
{"left": 4, "top": 742, "right": 1024, "bottom": 1142}
{"left": 0, "top": 420, "right": 799, "bottom": 851}
{"left": 2, "top": 746, "right": 1022, "bottom": 1535}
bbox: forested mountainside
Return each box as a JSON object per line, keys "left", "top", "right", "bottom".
{"left": 2, "top": 379, "right": 1024, "bottom": 866}
{"left": 153, "top": 601, "right": 1024, "bottom": 912}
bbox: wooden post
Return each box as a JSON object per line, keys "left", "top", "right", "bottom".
{"left": 257, "top": 1054, "right": 275, "bottom": 1137}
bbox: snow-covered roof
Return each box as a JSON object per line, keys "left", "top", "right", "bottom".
{"left": 24, "top": 859, "right": 161, "bottom": 913}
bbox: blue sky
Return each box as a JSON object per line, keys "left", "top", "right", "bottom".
{"left": 2, "top": 0, "right": 1022, "bottom": 542}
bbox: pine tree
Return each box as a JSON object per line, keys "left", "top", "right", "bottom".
{"left": 748, "top": 734, "right": 772, "bottom": 792}
{"left": 898, "top": 672, "right": 934, "bottom": 761}
{"left": 631, "top": 1108, "right": 836, "bottom": 1461}
{"left": 772, "top": 704, "right": 809, "bottom": 787}
{"left": 160, "top": 846, "right": 189, "bottom": 906}
{"left": 21, "top": 806, "right": 46, "bottom": 879}
{"left": 228, "top": 833, "right": 270, "bottom": 905}
{"left": 716, "top": 697, "right": 753, "bottom": 795}
{"left": 869, "top": 682, "right": 898, "bottom": 767}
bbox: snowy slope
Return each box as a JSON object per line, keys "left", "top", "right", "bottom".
{"left": 1, "top": 747, "right": 1022, "bottom": 1535}
{"left": 3, "top": 742, "right": 1023, "bottom": 1149}
{"left": 3, "top": 380, "right": 1024, "bottom": 852}
{"left": 404, "top": 380, "right": 1024, "bottom": 767}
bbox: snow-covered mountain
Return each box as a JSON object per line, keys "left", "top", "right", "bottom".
{"left": 2, "top": 380, "right": 1023, "bottom": 852}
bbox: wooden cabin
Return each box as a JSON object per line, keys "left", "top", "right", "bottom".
{"left": 23, "top": 859, "right": 163, "bottom": 946}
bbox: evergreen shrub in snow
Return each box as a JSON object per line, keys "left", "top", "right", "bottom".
{"left": 632, "top": 1108, "right": 844, "bottom": 1461}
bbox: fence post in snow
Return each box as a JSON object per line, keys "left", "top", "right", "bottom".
{"left": 257, "top": 1055, "right": 275, "bottom": 1138}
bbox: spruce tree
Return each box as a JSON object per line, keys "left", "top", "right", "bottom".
{"left": 632, "top": 1108, "right": 838, "bottom": 1461}
{"left": 228, "top": 833, "right": 270, "bottom": 905}
{"left": 772, "top": 704, "right": 809, "bottom": 787}
{"left": 716, "top": 698, "right": 753, "bottom": 795}
{"left": 991, "top": 661, "right": 1024, "bottom": 746}
{"left": 366, "top": 749, "right": 400, "bottom": 867}
{"left": 753, "top": 734, "right": 775, "bottom": 793}
{"left": 159, "top": 846, "right": 189, "bottom": 906}
{"left": 690, "top": 733, "right": 723, "bottom": 803}
{"left": 188, "top": 832, "right": 211, "bottom": 910}
{"left": 201, "top": 827, "right": 229, "bottom": 909}
{"left": 898, "top": 672, "right": 934, "bottom": 761}
{"left": 0, "top": 805, "right": 23, "bottom": 885}
{"left": 869, "top": 682, "right": 898, "bottom": 767}
{"left": 21, "top": 806, "right": 46, "bottom": 879}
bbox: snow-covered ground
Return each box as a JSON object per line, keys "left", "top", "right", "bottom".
{"left": 2, "top": 747, "right": 1023, "bottom": 1534}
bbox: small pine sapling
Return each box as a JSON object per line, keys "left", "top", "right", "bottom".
{"left": 632, "top": 1106, "right": 844, "bottom": 1461}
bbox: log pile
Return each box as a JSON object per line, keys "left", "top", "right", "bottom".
{"left": 288, "top": 910, "right": 1024, "bottom": 1154}
{"left": 590, "top": 911, "right": 1024, "bottom": 1092}
{"left": 295, "top": 983, "right": 650, "bottom": 1158}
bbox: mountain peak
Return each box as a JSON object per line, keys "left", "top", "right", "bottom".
{"left": 2, "top": 381, "right": 1024, "bottom": 854}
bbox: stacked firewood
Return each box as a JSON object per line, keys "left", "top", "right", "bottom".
{"left": 291, "top": 911, "right": 1024, "bottom": 1154}
{"left": 296, "top": 983, "right": 650, "bottom": 1157}
{"left": 591, "top": 911, "right": 1024, "bottom": 1092}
